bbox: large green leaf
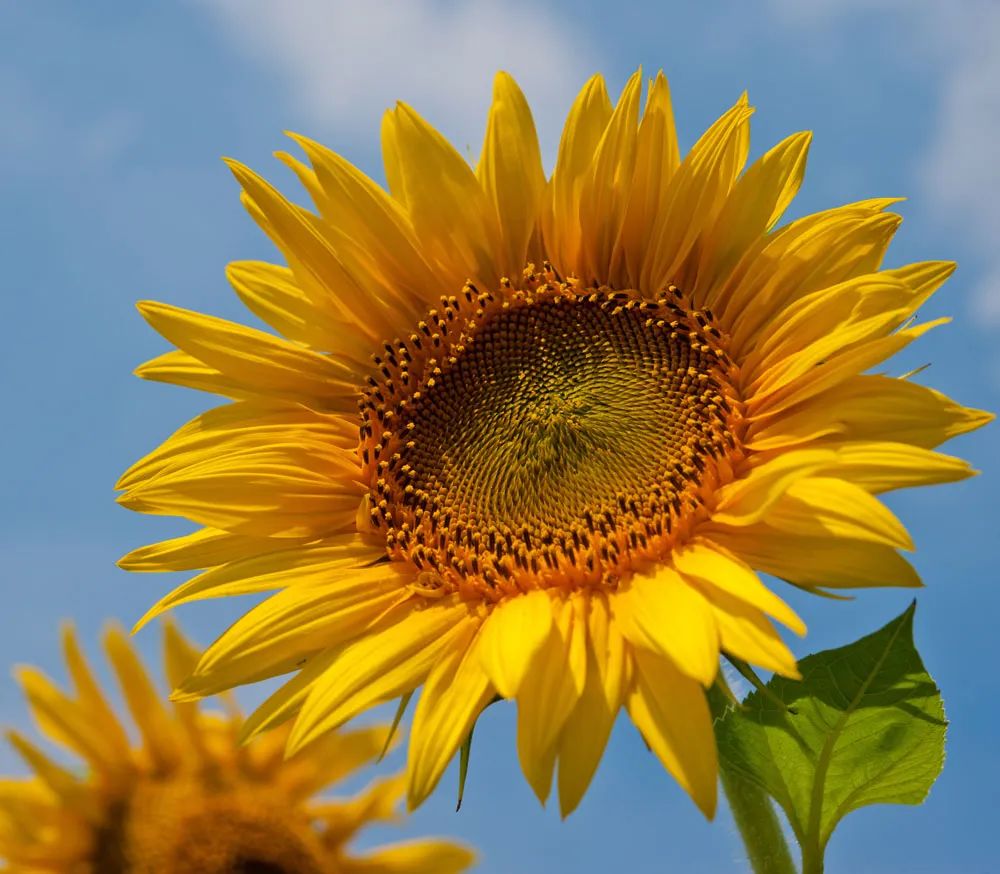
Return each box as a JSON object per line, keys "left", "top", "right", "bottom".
{"left": 714, "top": 603, "right": 945, "bottom": 868}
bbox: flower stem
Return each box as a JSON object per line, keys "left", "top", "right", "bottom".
{"left": 720, "top": 765, "right": 798, "bottom": 874}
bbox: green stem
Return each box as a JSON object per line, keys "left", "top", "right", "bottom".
{"left": 800, "top": 840, "right": 823, "bottom": 874}
{"left": 720, "top": 766, "right": 798, "bottom": 874}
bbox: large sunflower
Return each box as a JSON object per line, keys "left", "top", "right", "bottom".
{"left": 0, "top": 624, "right": 474, "bottom": 873}
{"left": 117, "top": 69, "right": 990, "bottom": 819}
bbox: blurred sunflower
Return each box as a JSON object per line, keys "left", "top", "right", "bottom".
{"left": 117, "top": 69, "right": 990, "bottom": 819}
{"left": 0, "top": 624, "right": 475, "bottom": 873}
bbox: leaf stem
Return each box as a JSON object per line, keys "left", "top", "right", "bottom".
{"left": 800, "top": 840, "right": 823, "bottom": 874}
{"left": 720, "top": 765, "right": 799, "bottom": 874}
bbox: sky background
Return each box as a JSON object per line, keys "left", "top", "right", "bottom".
{"left": 1, "top": 2, "right": 997, "bottom": 872}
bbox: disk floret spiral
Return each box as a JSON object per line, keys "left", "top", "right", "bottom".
{"left": 360, "top": 268, "right": 744, "bottom": 601}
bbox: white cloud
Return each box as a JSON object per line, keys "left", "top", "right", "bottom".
{"left": 195, "top": 0, "right": 597, "bottom": 161}
{"left": 766, "top": 0, "right": 1000, "bottom": 321}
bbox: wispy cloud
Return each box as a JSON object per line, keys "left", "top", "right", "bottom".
{"left": 195, "top": 0, "right": 597, "bottom": 159}
{"left": 766, "top": 0, "right": 1000, "bottom": 320}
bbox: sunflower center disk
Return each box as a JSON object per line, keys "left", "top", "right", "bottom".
{"left": 360, "top": 274, "right": 742, "bottom": 599}
{"left": 96, "top": 779, "right": 329, "bottom": 874}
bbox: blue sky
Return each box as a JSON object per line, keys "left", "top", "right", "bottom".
{"left": 1, "top": 2, "right": 997, "bottom": 871}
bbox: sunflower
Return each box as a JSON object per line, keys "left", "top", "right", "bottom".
{"left": 117, "top": 69, "right": 990, "bottom": 819}
{"left": 0, "top": 623, "right": 475, "bottom": 873}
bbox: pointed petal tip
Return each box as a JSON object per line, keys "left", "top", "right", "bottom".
{"left": 168, "top": 686, "right": 202, "bottom": 705}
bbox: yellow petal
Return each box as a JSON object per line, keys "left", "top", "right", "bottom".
{"left": 701, "top": 587, "right": 799, "bottom": 677}
{"left": 477, "top": 589, "right": 553, "bottom": 698}
{"left": 180, "top": 570, "right": 405, "bottom": 697}
{"left": 343, "top": 839, "right": 476, "bottom": 874}
{"left": 830, "top": 441, "right": 976, "bottom": 493}
{"left": 226, "top": 260, "right": 372, "bottom": 363}
{"left": 517, "top": 597, "right": 586, "bottom": 803}
{"left": 671, "top": 541, "right": 805, "bottom": 635}
{"left": 764, "top": 476, "right": 913, "bottom": 549}
{"left": 103, "top": 626, "right": 181, "bottom": 771}
{"left": 225, "top": 158, "right": 402, "bottom": 340}
{"left": 748, "top": 374, "right": 992, "bottom": 451}
{"left": 579, "top": 68, "right": 643, "bottom": 281}
{"left": 133, "top": 537, "right": 384, "bottom": 632}
{"left": 477, "top": 71, "right": 546, "bottom": 279}
{"left": 117, "top": 442, "right": 362, "bottom": 539}
{"left": 136, "top": 301, "right": 359, "bottom": 411}
{"left": 407, "top": 627, "right": 494, "bottom": 809}
{"left": 285, "top": 131, "right": 439, "bottom": 313}
{"left": 749, "top": 317, "right": 949, "bottom": 419}
{"left": 239, "top": 649, "right": 340, "bottom": 743}
{"left": 709, "top": 526, "right": 921, "bottom": 589}
{"left": 626, "top": 648, "right": 718, "bottom": 818}
{"left": 720, "top": 204, "right": 901, "bottom": 342}
{"left": 642, "top": 94, "right": 754, "bottom": 292}
{"left": 556, "top": 594, "right": 628, "bottom": 817}
{"left": 118, "top": 526, "right": 295, "bottom": 573}
{"left": 281, "top": 724, "right": 391, "bottom": 802}
{"left": 134, "top": 349, "right": 255, "bottom": 400}
{"left": 4, "top": 733, "right": 91, "bottom": 816}
{"left": 543, "top": 73, "right": 613, "bottom": 274}
{"left": 712, "top": 449, "right": 837, "bottom": 526}
{"left": 744, "top": 275, "right": 915, "bottom": 391}
{"left": 288, "top": 597, "right": 475, "bottom": 754}
{"left": 695, "top": 130, "right": 811, "bottom": 299}
{"left": 15, "top": 668, "right": 123, "bottom": 775}
{"left": 615, "top": 565, "right": 719, "bottom": 685}
{"left": 117, "top": 398, "right": 355, "bottom": 492}
{"left": 61, "top": 626, "right": 131, "bottom": 755}
{"left": 381, "top": 103, "right": 501, "bottom": 290}
{"left": 615, "top": 72, "right": 680, "bottom": 286}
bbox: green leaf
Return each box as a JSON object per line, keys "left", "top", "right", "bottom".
{"left": 714, "top": 602, "right": 945, "bottom": 868}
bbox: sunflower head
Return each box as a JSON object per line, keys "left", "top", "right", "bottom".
{"left": 0, "top": 623, "right": 475, "bottom": 873}
{"left": 117, "top": 68, "right": 991, "bottom": 819}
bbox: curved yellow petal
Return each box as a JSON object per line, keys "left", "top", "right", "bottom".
{"left": 626, "top": 647, "right": 718, "bottom": 818}
{"left": 477, "top": 589, "right": 553, "bottom": 699}
{"left": 642, "top": 93, "right": 754, "bottom": 292}
{"left": 701, "top": 588, "right": 799, "bottom": 678}
{"left": 712, "top": 449, "right": 836, "bottom": 526}
{"left": 103, "top": 627, "right": 181, "bottom": 772}
{"left": 543, "top": 73, "right": 613, "bottom": 274}
{"left": 136, "top": 300, "right": 359, "bottom": 411}
{"left": 671, "top": 541, "right": 805, "bottom": 636}
{"left": 477, "top": 71, "right": 546, "bottom": 279}
{"left": 133, "top": 349, "right": 256, "bottom": 400}
{"left": 178, "top": 573, "right": 405, "bottom": 698}
{"left": 226, "top": 260, "right": 373, "bottom": 363}
{"left": 747, "top": 374, "right": 992, "bottom": 451}
{"left": 118, "top": 526, "right": 296, "bottom": 573}
{"left": 556, "top": 594, "right": 628, "bottom": 817}
{"left": 407, "top": 629, "right": 493, "bottom": 809}
{"left": 614, "top": 72, "right": 680, "bottom": 286}
{"left": 720, "top": 204, "right": 901, "bottom": 342}
{"left": 288, "top": 597, "right": 474, "bottom": 754}
{"left": 695, "top": 130, "right": 811, "bottom": 300}
{"left": 765, "top": 476, "right": 913, "bottom": 550}
{"left": 134, "top": 537, "right": 380, "bottom": 634}
{"left": 830, "top": 441, "right": 976, "bottom": 493}
{"left": 615, "top": 565, "right": 719, "bottom": 685}
{"left": 517, "top": 597, "right": 586, "bottom": 803}
{"left": 343, "top": 839, "right": 476, "bottom": 874}
{"left": 709, "top": 526, "right": 921, "bottom": 590}
{"left": 579, "top": 68, "right": 643, "bottom": 282}
{"left": 381, "top": 102, "right": 501, "bottom": 290}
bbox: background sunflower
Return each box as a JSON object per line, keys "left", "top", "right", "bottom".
{"left": 0, "top": 622, "right": 474, "bottom": 873}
